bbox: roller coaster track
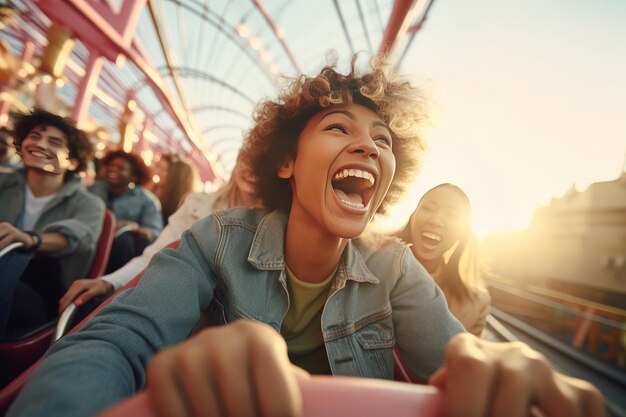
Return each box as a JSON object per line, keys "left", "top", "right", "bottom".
{"left": 486, "top": 309, "right": 626, "bottom": 417}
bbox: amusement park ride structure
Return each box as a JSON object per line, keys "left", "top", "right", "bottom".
{"left": 0, "top": 0, "right": 435, "bottom": 185}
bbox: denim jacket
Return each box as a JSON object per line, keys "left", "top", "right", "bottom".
{"left": 9, "top": 208, "right": 464, "bottom": 417}
{"left": 88, "top": 180, "right": 163, "bottom": 241}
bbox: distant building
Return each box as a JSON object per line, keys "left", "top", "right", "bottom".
{"left": 483, "top": 172, "right": 626, "bottom": 303}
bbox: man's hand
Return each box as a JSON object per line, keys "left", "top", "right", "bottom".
{"left": 58, "top": 279, "right": 113, "bottom": 314}
{"left": 115, "top": 220, "right": 139, "bottom": 232}
{"left": 429, "top": 333, "right": 605, "bottom": 417}
{"left": 146, "top": 320, "right": 306, "bottom": 417}
{"left": 135, "top": 226, "right": 153, "bottom": 241}
{"left": 115, "top": 221, "right": 152, "bottom": 241}
{"left": 0, "top": 222, "right": 34, "bottom": 250}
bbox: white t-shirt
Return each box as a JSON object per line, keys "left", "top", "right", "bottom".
{"left": 23, "top": 185, "right": 57, "bottom": 230}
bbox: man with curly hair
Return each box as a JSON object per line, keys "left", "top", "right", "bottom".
{"left": 0, "top": 109, "right": 104, "bottom": 337}
{"left": 8, "top": 61, "right": 604, "bottom": 417}
{"left": 88, "top": 150, "right": 163, "bottom": 273}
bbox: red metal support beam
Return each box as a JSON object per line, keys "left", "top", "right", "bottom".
{"left": 251, "top": 0, "right": 301, "bottom": 74}
{"left": 394, "top": 0, "right": 436, "bottom": 68}
{"left": 71, "top": 53, "right": 103, "bottom": 128}
{"left": 34, "top": 0, "right": 218, "bottom": 181}
{"left": 20, "top": 40, "right": 36, "bottom": 62}
{"left": 377, "top": 0, "right": 426, "bottom": 58}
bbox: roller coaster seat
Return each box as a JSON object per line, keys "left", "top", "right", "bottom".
{"left": 0, "top": 238, "right": 176, "bottom": 414}
{"left": 96, "top": 377, "right": 442, "bottom": 417}
{"left": 0, "top": 209, "right": 116, "bottom": 388}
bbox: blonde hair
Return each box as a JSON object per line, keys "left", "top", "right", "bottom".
{"left": 210, "top": 152, "right": 257, "bottom": 210}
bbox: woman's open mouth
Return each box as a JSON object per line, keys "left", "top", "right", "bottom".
{"left": 331, "top": 167, "right": 376, "bottom": 210}
{"left": 420, "top": 231, "right": 442, "bottom": 250}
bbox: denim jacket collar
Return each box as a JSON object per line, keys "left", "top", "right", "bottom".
{"left": 247, "top": 210, "right": 379, "bottom": 286}
{"left": 247, "top": 210, "right": 287, "bottom": 270}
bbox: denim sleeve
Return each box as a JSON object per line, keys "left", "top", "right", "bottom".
{"left": 390, "top": 247, "right": 465, "bottom": 380}
{"left": 7, "top": 216, "right": 222, "bottom": 417}
{"left": 138, "top": 193, "right": 164, "bottom": 240}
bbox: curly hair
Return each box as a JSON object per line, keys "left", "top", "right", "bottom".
{"left": 241, "top": 55, "right": 428, "bottom": 214}
{"left": 101, "top": 150, "right": 151, "bottom": 186}
{"left": 13, "top": 109, "right": 94, "bottom": 173}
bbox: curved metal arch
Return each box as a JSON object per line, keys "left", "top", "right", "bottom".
{"left": 159, "top": 67, "right": 257, "bottom": 105}
{"left": 216, "top": 142, "right": 245, "bottom": 156}
{"left": 206, "top": 138, "right": 242, "bottom": 156}
{"left": 355, "top": 0, "right": 373, "bottom": 54}
{"left": 191, "top": 105, "right": 251, "bottom": 120}
{"left": 163, "top": 0, "right": 275, "bottom": 84}
{"left": 200, "top": 124, "right": 244, "bottom": 136}
{"left": 184, "top": 0, "right": 301, "bottom": 74}
{"left": 203, "top": 135, "right": 243, "bottom": 149}
{"left": 332, "top": 0, "right": 354, "bottom": 53}
{"left": 213, "top": 144, "right": 244, "bottom": 164}
{"left": 250, "top": 0, "right": 300, "bottom": 74}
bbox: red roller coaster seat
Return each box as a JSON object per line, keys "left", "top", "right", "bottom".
{"left": 0, "top": 239, "right": 178, "bottom": 414}
{"left": 0, "top": 209, "right": 116, "bottom": 388}
{"left": 85, "top": 209, "right": 117, "bottom": 278}
{"left": 96, "top": 377, "right": 442, "bottom": 417}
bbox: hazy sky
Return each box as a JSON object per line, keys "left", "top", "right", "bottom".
{"left": 379, "top": 0, "right": 626, "bottom": 237}
{"left": 108, "top": 0, "right": 626, "bottom": 237}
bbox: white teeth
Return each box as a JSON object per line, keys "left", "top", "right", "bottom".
{"left": 340, "top": 199, "right": 365, "bottom": 209}
{"left": 334, "top": 168, "right": 375, "bottom": 186}
{"left": 31, "top": 151, "right": 48, "bottom": 159}
{"left": 422, "top": 232, "right": 442, "bottom": 242}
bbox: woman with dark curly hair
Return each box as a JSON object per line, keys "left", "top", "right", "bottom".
{"left": 9, "top": 59, "right": 604, "bottom": 417}
{"left": 88, "top": 150, "right": 163, "bottom": 273}
{"left": 0, "top": 109, "right": 104, "bottom": 337}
